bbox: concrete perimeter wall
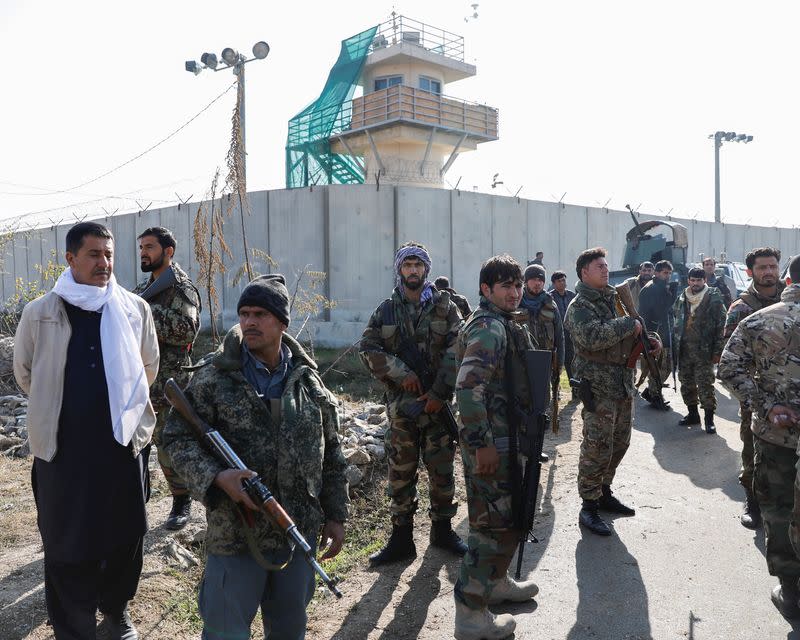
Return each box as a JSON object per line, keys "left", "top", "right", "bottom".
{"left": 2, "top": 185, "right": 798, "bottom": 346}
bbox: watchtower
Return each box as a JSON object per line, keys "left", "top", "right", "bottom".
{"left": 286, "top": 14, "right": 498, "bottom": 188}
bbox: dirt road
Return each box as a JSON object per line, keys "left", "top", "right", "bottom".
{"left": 308, "top": 384, "right": 799, "bottom": 640}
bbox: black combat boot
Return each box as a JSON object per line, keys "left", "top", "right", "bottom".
{"left": 641, "top": 388, "right": 653, "bottom": 404}
{"left": 704, "top": 409, "right": 716, "bottom": 434}
{"left": 579, "top": 500, "right": 612, "bottom": 536}
{"left": 539, "top": 453, "right": 549, "bottom": 463}
{"left": 599, "top": 484, "right": 636, "bottom": 516}
{"left": 369, "top": 524, "right": 416, "bottom": 566}
{"left": 771, "top": 577, "right": 800, "bottom": 619}
{"left": 96, "top": 606, "right": 139, "bottom": 640}
{"left": 164, "top": 494, "right": 192, "bottom": 531}
{"left": 678, "top": 405, "right": 701, "bottom": 426}
{"left": 741, "top": 490, "right": 762, "bottom": 529}
{"left": 430, "top": 520, "right": 468, "bottom": 556}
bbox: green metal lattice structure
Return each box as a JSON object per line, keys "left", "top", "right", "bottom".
{"left": 285, "top": 25, "right": 378, "bottom": 188}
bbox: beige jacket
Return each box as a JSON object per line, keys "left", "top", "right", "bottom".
{"left": 13, "top": 290, "right": 160, "bottom": 461}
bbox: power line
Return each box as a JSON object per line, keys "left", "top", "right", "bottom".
{"left": 4, "top": 81, "right": 236, "bottom": 199}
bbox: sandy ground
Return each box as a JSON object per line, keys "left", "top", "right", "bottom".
{"left": 2, "top": 382, "right": 798, "bottom": 639}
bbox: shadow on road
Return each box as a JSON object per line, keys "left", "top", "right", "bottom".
{"left": 0, "top": 557, "right": 47, "bottom": 640}
{"left": 566, "top": 530, "right": 651, "bottom": 639}
{"left": 635, "top": 389, "right": 742, "bottom": 501}
{"left": 327, "top": 533, "right": 461, "bottom": 640}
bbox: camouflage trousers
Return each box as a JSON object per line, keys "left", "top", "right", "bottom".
{"left": 739, "top": 406, "right": 754, "bottom": 491}
{"left": 153, "top": 408, "right": 189, "bottom": 496}
{"left": 578, "top": 396, "right": 633, "bottom": 501}
{"left": 678, "top": 347, "right": 717, "bottom": 410}
{"left": 645, "top": 349, "right": 673, "bottom": 396}
{"left": 455, "top": 445, "right": 518, "bottom": 610}
{"left": 753, "top": 438, "right": 800, "bottom": 578}
{"left": 384, "top": 408, "right": 457, "bottom": 526}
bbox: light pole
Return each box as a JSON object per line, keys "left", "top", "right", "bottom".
{"left": 186, "top": 41, "right": 270, "bottom": 190}
{"left": 709, "top": 130, "right": 753, "bottom": 223}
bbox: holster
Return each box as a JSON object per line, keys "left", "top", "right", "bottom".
{"left": 570, "top": 377, "right": 597, "bottom": 412}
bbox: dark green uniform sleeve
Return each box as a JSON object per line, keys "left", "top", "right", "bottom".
{"left": 710, "top": 293, "right": 727, "bottom": 358}
{"left": 318, "top": 388, "right": 350, "bottom": 523}
{"left": 566, "top": 303, "right": 636, "bottom": 352}
{"left": 358, "top": 305, "right": 412, "bottom": 385}
{"left": 160, "top": 368, "right": 226, "bottom": 503}
{"left": 429, "top": 301, "right": 462, "bottom": 402}
{"left": 455, "top": 317, "right": 505, "bottom": 450}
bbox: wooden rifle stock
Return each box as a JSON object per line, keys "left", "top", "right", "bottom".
{"left": 163, "top": 379, "right": 343, "bottom": 598}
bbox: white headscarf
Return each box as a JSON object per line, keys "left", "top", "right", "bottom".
{"left": 52, "top": 268, "right": 150, "bottom": 447}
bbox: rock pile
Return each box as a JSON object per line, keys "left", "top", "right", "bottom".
{"left": 339, "top": 401, "right": 388, "bottom": 490}
{"left": 0, "top": 394, "right": 29, "bottom": 458}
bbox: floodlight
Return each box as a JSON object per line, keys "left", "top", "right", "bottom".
{"left": 252, "top": 41, "right": 270, "bottom": 59}
{"left": 201, "top": 52, "right": 218, "bottom": 69}
{"left": 221, "top": 48, "right": 239, "bottom": 65}
{"left": 185, "top": 60, "right": 201, "bottom": 75}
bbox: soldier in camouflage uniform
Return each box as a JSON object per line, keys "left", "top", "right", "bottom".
{"left": 360, "top": 243, "right": 467, "bottom": 566}
{"left": 724, "top": 247, "right": 784, "bottom": 529}
{"left": 703, "top": 256, "right": 734, "bottom": 309}
{"left": 435, "top": 275, "right": 473, "bottom": 319}
{"left": 718, "top": 254, "right": 800, "bottom": 620}
{"left": 453, "top": 255, "right": 540, "bottom": 640}
{"left": 622, "top": 261, "right": 654, "bottom": 309}
{"left": 673, "top": 267, "right": 726, "bottom": 432}
{"left": 161, "top": 274, "right": 348, "bottom": 640}
{"left": 520, "top": 263, "right": 564, "bottom": 454}
{"left": 133, "top": 227, "right": 201, "bottom": 530}
{"left": 565, "top": 248, "right": 655, "bottom": 537}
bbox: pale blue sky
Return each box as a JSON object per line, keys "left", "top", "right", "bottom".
{"left": 0, "top": 0, "right": 797, "bottom": 228}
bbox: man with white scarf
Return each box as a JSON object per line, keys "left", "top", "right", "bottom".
{"left": 672, "top": 266, "right": 726, "bottom": 432}
{"left": 14, "top": 222, "right": 159, "bottom": 640}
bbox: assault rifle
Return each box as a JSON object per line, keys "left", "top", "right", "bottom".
{"left": 513, "top": 349, "right": 552, "bottom": 580}
{"left": 163, "top": 379, "right": 342, "bottom": 598}
{"left": 138, "top": 265, "right": 177, "bottom": 301}
{"left": 615, "top": 282, "right": 669, "bottom": 411}
{"left": 396, "top": 335, "right": 460, "bottom": 444}
{"left": 550, "top": 351, "right": 560, "bottom": 436}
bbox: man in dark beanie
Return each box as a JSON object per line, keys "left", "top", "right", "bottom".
{"left": 162, "top": 273, "right": 349, "bottom": 640}
{"left": 434, "top": 275, "right": 473, "bottom": 319}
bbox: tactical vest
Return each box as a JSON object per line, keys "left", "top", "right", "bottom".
{"left": 465, "top": 308, "right": 534, "bottom": 412}
{"left": 378, "top": 289, "right": 452, "bottom": 361}
{"left": 575, "top": 296, "right": 638, "bottom": 366}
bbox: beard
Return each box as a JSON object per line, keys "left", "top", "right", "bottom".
{"left": 141, "top": 253, "right": 165, "bottom": 273}
{"left": 401, "top": 274, "right": 423, "bottom": 291}
{"left": 639, "top": 274, "right": 653, "bottom": 283}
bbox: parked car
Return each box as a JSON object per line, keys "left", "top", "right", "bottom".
{"left": 715, "top": 261, "right": 751, "bottom": 298}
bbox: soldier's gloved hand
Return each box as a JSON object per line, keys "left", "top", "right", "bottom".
{"left": 475, "top": 445, "right": 500, "bottom": 476}
{"left": 318, "top": 520, "right": 346, "bottom": 561}
{"left": 417, "top": 392, "right": 444, "bottom": 414}
{"left": 400, "top": 373, "right": 423, "bottom": 395}
{"left": 768, "top": 405, "right": 799, "bottom": 428}
{"left": 213, "top": 469, "right": 260, "bottom": 511}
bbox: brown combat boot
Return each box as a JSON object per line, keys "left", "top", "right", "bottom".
{"left": 454, "top": 601, "right": 516, "bottom": 640}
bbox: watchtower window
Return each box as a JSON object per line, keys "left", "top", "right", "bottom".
{"left": 419, "top": 76, "right": 441, "bottom": 94}
{"left": 375, "top": 75, "right": 403, "bottom": 91}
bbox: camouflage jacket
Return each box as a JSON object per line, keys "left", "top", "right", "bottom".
{"left": 718, "top": 285, "right": 800, "bottom": 449}
{"left": 623, "top": 276, "right": 649, "bottom": 310}
{"left": 724, "top": 280, "right": 786, "bottom": 339}
{"left": 450, "top": 291, "right": 473, "bottom": 320}
{"left": 455, "top": 297, "right": 534, "bottom": 451}
{"left": 161, "top": 327, "right": 349, "bottom": 555}
{"left": 673, "top": 286, "right": 726, "bottom": 360}
{"left": 707, "top": 274, "right": 733, "bottom": 309}
{"left": 564, "top": 281, "right": 638, "bottom": 401}
{"left": 519, "top": 291, "right": 565, "bottom": 370}
{"left": 133, "top": 262, "right": 201, "bottom": 409}
{"left": 359, "top": 287, "right": 461, "bottom": 412}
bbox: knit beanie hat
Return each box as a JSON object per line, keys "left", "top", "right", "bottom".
{"left": 524, "top": 264, "right": 546, "bottom": 282}
{"left": 237, "top": 274, "right": 290, "bottom": 326}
